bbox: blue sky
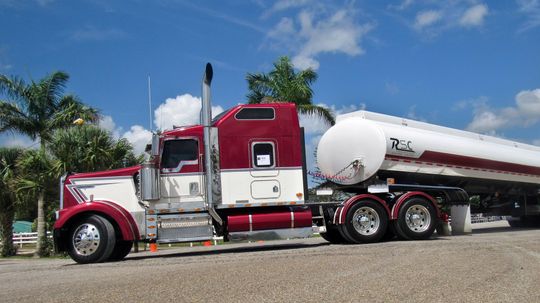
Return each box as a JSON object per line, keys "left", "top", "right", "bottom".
{"left": 1, "top": 0, "right": 539, "bottom": 162}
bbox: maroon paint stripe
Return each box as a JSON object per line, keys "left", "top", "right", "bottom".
{"left": 387, "top": 151, "right": 540, "bottom": 177}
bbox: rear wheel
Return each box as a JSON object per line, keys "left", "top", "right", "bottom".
{"left": 394, "top": 197, "right": 437, "bottom": 240}
{"left": 67, "top": 215, "right": 116, "bottom": 264}
{"left": 342, "top": 200, "right": 388, "bottom": 243}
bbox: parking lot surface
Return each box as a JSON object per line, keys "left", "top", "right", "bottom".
{"left": 1, "top": 221, "right": 539, "bottom": 302}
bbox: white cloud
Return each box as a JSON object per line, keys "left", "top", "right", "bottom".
{"left": 388, "top": 0, "right": 414, "bottom": 11}
{"left": 299, "top": 103, "right": 365, "bottom": 135}
{"left": 99, "top": 115, "right": 121, "bottom": 138}
{"left": 154, "top": 94, "right": 224, "bottom": 131}
{"left": 69, "top": 26, "right": 127, "bottom": 42}
{"left": 517, "top": 0, "right": 540, "bottom": 32}
{"left": 406, "top": 105, "right": 427, "bottom": 122}
{"left": 106, "top": 93, "right": 225, "bottom": 154}
{"left": 36, "top": 0, "right": 54, "bottom": 6}
{"left": 459, "top": 4, "right": 488, "bottom": 27}
{"left": 0, "top": 47, "right": 12, "bottom": 72}
{"left": 466, "top": 88, "right": 540, "bottom": 133}
{"left": 385, "top": 82, "right": 400, "bottom": 95}
{"left": 266, "top": 4, "right": 374, "bottom": 70}
{"left": 405, "top": 2, "right": 489, "bottom": 35}
{"left": 0, "top": 133, "right": 38, "bottom": 149}
{"left": 263, "top": 0, "right": 312, "bottom": 17}
{"left": 121, "top": 125, "right": 152, "bottom": 155}
{"left": 516, "top": 88, "right": 540, "bottom": 116}
{"left": 414, "top": 10, "right": 442, "bottom": 29}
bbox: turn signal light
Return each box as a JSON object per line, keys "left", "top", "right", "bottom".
{"left": 386, "top": 178, "right": 395, "bottom": 185}
{"left": 296, "top": 193, "right": 303, "bottom": 199}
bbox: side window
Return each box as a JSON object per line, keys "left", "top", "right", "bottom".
{"left": 252, "top": 142, "right": 275, "bottom": 168}
{"left": 236, "top": 108, "right": 275, "bottom": 120}
{"left": 161, "top": 139, "right": 198, "bottom": 172}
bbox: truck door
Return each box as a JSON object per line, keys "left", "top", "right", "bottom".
{"left": 250, "top": 140, "right": 281, "bottom": 199}
{"left": 158, "top": 138, "right": 205, "bottom": 209}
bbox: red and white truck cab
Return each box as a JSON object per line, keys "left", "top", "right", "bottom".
{"left": 53, "top": 64, "right": 315, "bottom": 263}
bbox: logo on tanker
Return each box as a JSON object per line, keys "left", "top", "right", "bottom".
{"left": 390, "top": 137, "right": 414, "bottom": 153}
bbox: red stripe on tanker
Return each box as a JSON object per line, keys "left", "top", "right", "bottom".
{"left": 317, "top": 110, "right": 540, "bottom": 185}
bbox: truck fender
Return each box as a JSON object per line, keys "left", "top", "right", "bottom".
{"left": 54, "top": 200, "right": 140, "bottom": 242}
{"left": 333, "top": 194, "right": 391, "bottom": 225}
{"left": 391, "top": 191, "right": 440, "bottom": 220}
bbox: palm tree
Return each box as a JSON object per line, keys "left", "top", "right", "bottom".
{"left": 0, "top": 71, "right": 98, "bottom": 256}
{"left": 49, "top": 125, "right": 143, "bottom": 173}
{"left": 0, "top": 147, "right": 23, "bottom": 257}
{"left": 246, "top": 56, "right": 335, "bottom": 125}
{"left": 16, "top": 150, "right": 60, "bottom": 257}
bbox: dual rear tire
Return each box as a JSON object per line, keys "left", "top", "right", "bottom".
{"left": 320, "top": 197, "right": 437, "bottom": 244}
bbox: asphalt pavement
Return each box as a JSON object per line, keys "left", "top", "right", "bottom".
{"left": 1, "top": 221, "right": 539, "bottom": 303}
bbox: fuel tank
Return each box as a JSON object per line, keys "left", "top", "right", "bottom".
{"left": 317, "top": 110, "right": 540, "bottom": 186}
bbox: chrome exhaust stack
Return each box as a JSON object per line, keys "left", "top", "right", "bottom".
{"left": 201, "top": 63, "right": 223, "bottom": 226}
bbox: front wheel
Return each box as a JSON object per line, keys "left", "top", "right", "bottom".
{"left": 342, "top": 200, "right": 388, "bottom": 243}
{"left": 394, "top": 197, "right": 437, "bottom": 240}
{"left": 108, "top": 241, "right": 133, "bottom": 261}
{"left": 67, "top": 215, "right": 116, "bottom": 264}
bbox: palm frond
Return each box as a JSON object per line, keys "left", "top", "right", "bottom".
{"left": 0, "top": 75, "right": 29, "bottom": 104}
{"left": 297, "top": 104, "right": 335, "bottom": 126}
{"left": 0, "top": 101, "right": 37, "bottom": 139}
{"left": 39, "top": 71, "right": 69, "bottom": 106}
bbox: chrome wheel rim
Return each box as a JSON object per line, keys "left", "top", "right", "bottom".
{"left": 352, "top": 206, "right": 380, "bottom": 236}
{"left": 72, "top": 223, "right": 100, "bottom": 256}
{"left": 405, "top": 205, "right": 431, "bottom": 233}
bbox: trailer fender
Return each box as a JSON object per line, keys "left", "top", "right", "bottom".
{"left": 54, "top": 201, "right": 140, "bottom": 249}
{"left": 334, "top": 194, "right": 391, "bottom": 225}
{"left": 391, "top": 192, "right": 440, "bottom": 220}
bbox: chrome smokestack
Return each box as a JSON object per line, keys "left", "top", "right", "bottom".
{"left": 202, "top": 63, "right": 213, "bottom": 209}
{"left": 201, "top": 63, "right": 222, "bottom": 225}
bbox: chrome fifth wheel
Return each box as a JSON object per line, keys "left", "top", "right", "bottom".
{"left": 342, "top": 200, "right": 388, "bottom": 243}
{"left": 394, "top": 197, "right": 437, "bottom": 240}
{"left": 67, "top": 215, "right": 116, "bottom": 264}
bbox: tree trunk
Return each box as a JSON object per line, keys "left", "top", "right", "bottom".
{"left": 34, "top": 191, "right": 48, "bottom": 257}
{"left": 0, "top": 206, "right": 16, "bottom": 257}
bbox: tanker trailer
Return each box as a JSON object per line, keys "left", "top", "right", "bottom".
{"left": 316, "top": 110, "right": 540, "bottom": 239}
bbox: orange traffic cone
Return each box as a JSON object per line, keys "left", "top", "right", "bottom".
{"left": 150, "top": 242, "right": 158, "bottom": 252}
{"left": 203, "top": 241, "right": 212, "bottom": 247}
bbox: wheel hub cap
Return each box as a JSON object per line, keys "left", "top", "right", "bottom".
{"left": 352, "top": 206, "right": 380, "bottom": 236}
{"left": 405, "top": 205, "right": 431, "bottom": 233}
{"left": 72, "top": 223, "right": 100, "bottom": 256}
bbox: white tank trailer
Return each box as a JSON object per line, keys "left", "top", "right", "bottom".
{"left": 317, "top": 110, "right": 540, "bottom": 220}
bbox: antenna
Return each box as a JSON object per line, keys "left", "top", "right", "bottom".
{"left": 147, "top": 75, "right": 153, "bottom": 131}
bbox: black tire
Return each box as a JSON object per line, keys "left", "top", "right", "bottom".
{"left": 394, "top": 197, "right": 437, "bottom": 240}
{"left": 67, "top": 215, "right": 116, "bottom": 264}
{"left": 381, "top": 223, "right": 396, "bottom": 241}
{"left": 108, "top": 241, "right": 133, "bottom": 261}
{"left": 341, "top": 200, "right": 388, "bottom": 244}
{"left": 509, "top": 216, "right": 540, "bottom": 228}
{"left": 320, "top": 225, "right": 349, "bottom": 244}
{"left": 507, "top": 217, "right": 524, "bottom": 228}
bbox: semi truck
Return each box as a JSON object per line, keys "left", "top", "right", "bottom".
{"left": 53, "top": 64, "right": 540, "bottom": 263}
